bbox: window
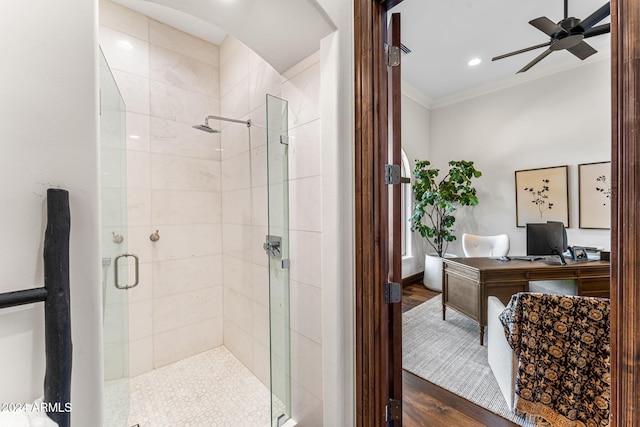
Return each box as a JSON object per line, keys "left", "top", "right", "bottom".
{"left": 401, "top": 149, "right": 412, "bottom": 258}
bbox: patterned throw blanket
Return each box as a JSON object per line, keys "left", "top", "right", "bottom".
{"left": 499, "top": 292, "right": 610, "bottom": 427}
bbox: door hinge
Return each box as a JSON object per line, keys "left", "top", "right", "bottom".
{"left": 385, "top": 398, "right": 402, "bottom": 422}
{"left": 385, "top": 282, "right": 402, "bottom": 304}
{"left": 385, "top": 164, "right": 401, "bottom": 185}
{"left": 385, "top": 44, "right": 401, "bottom": 67}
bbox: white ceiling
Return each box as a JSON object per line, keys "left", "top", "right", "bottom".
{"left": 111, "top": 0, "right": 335, "bottom": 73}
{"left": 391, "top": 0, "right": 611, "bottom": 104}
{"left": 111, "top": 0, "right": 610, "bottom": 104}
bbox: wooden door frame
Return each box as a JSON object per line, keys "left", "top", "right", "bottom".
{"left": 354, "top": 0, "right": 640, "bottom": 425}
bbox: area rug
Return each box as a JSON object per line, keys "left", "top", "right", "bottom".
{"left": 403, "top": 295, "right": 533, "bottom": 426}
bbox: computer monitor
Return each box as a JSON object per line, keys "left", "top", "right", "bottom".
{"left": 546, "top": 220, "right": 568, "bottom": 252}
{"left": 526, "top": 222, "right": 568, "bottom": 264}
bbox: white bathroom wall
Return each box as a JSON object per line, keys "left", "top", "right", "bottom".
{"left": 400, "top": 91, "right": 431, "bottom": 277}
{"left": 100, "top": 0, "right": 223, "bottom": 375}
{"left": 430, "top": 58, "right": 611, "bottom": 256}
{"left": 0, "top": 1, "right": 102, "bottom": 425}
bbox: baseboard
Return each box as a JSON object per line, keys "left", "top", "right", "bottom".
{"left": 402, "top": 271, "right": 424, "bottom": 287}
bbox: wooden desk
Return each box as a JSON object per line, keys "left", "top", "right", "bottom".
{"left": 442, "top": 257, "right": 610, "bottom": 345}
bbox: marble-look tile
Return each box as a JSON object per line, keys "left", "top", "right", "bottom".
{"left": 100, "top": 26, "right": 149, "bottom": 77}
{"left": 252, "top": 264, "right": 269, "bottom": 306}
{"left": 220, "top": 39, "right": 250, "bottom": 97}
{"left": 153, "top": 255, "right": 222, "bottom": 298}
{"left": 220, "top": 118, "right": 250, "bottom": 160}
{"left": 221, "top": 188, "right": 251, "bottom": 225}
{"left": 151, "top": 153, "right": 220, "bottom": 192}
{"left": 249, "top": 62, "right": 281, "bottom": 113}
{"left": 128, "top": 336, "right": 153, "bottom": 378}
{"left": 291, "top": 377, "right": 324, "bottom": 427}
{"left": 150, "top": 44, "right": 219, "bottom": 98}
{"left": 220, "top": 36, "right": 245, "bottom": 66}
{"left": 127, "top": 262, "right": 152, "bottom": 303}
{"left": 223, "top": 287, "right": 253, "bottom": 334}
{"left": 251, "top": 185, "right": 268, "bottom": 227}
{"left": 290, "top": 280, "right": 323, "bottom": 345}
{"left": 222, "top": 255, "right": 254, "bottom": 299}
{"left": 251, "top": 225, "right": 270, "bottom": 267}
{"left": 153, "top": 317, "right": 223, "bottom": 368}
{"left": 128, "top": 347, "right": 269, "bottom": 426}
{"left": 151, "top": 189, "right": 221, "bottom": 225}
{"left": 223, "top": 318, "right": 253, "bottom": 370}
{"left": 126, "top": 112, "right": 150, "bottom": 152}
{"left": 220, "top": 77, "right": 250, "bottom": 121}
{"left": 100, "top": 0, "right": 148, "bottom": 41}
{"left": 100, "top": 187, "right": 127, "bottom": 227}
{"left": 289, "top": 176, "right": 322, "bottom": 232}
{"left": 291, "top": 331, "right": 323, "bottom": 400}
{"left": 249, "top": 107, "right": 268, "bottom": 149}
{"left": 129, "top": 299, "right": 152, "bottom": 341}
{"left": 150, "top": 80, "right": 218, "bottom": 125}
{"left": 252, "top": 301, "right": 269, "bottom": 347}
{"left": 126, "top": 187, "right": 151, "bottom": 227}
{"left": 150, "top": 223, "right": 222, "bottom": 261}
{"left": 251, "top": 145, "right": 268, "bottom": 188}
{"left": 103, "top": 342, "right": 127, "bottom": 381}
{"left": 153, "top": 286, "right": 222, "bottom": 333}
{"left": 289, "top": 230, "right": 322, "bottom": 288}
{"left": 126, "top": 150, "right": 150, "bottom": 189}
{"left": 221, "top": 151, "right": 251, "bottom": 192}
{"left": 126, "top": 225, "right": 153, "bottom": 264}
{"left": 150, "top": 117, "right": 221, "bottom": 160}
{"left": 252, "top": 339, "right": 270, "bottom": 388}
{"left": 111, "top": 70, "right": 149, "bottom": 116}
{"left": 282, "top": 51, "right": 321, "bottom": 82}
{"left": 282, "top": 61, "right": 321, "bottom": 128}
{"left": 149, "top": 20, "right": 219, "bottom": 67}
{"left": 289, "top": 119, "right": 321, "bottom": 180}
{"left": 222, "top": 224, "right": 252, "bottom": 262}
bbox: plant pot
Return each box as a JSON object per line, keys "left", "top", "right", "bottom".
{"left": 423, "top": 253, "right": 456, "bottom": 292}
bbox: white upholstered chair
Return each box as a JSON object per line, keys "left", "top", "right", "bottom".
{"left": 462, "top": 233, "right": 510, "bottom": 257}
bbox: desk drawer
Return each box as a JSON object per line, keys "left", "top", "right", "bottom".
{"left": 578, "top": 278, "right": 610, "bottom": 298}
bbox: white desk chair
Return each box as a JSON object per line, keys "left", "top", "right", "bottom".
{"left": 462, "top": 233, "right": 510, "bottom": 257}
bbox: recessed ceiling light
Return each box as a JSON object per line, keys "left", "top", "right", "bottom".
{"left": 468, "top": 58, "right": 482, "bottom": 66}
{"left": 129, "top": 135, "right": 140, "bottom": 139}
{"left": 117, "top": 40, "right": 134, "bottom": 50}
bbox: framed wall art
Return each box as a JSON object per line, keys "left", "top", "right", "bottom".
{"left": 515, "top": 165, "right": 569, "bottom": 227}
{"left": 578, "top": 161, "right": 611, "bottom": 229}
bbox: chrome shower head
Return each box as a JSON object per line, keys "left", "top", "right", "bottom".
{"left": 192, "top": 124, "right": 220, "bottom": 133}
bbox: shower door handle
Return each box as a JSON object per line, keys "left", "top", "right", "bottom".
{"left": 114, "top": 253, "right": 139, "bottom": 290}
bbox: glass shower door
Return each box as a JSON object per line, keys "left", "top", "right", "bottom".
{"left": 266, "top": 94, "right": 292, "bottom": 426}
{"left": 99, "top": 48, "right": 131, "bottom": 427}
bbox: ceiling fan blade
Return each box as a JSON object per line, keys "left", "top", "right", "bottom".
{"left": 567, "top": 41, "right": 598, "bottom": 60}
{"left": 517, "top": 48, "right": 553, "bottom": 73}
{"left": 492, "top": 41, "right": 552, "bottom": 61}
{"left": 529, "top": 16, "right": 564, "bottom": 36}
{"left": 578, "top": 2, "right": 611, "bottom": 31}
{"left": 584, "top": 23, "right": 611, "bottom": 38}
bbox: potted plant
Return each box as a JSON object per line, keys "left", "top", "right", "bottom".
{"left": 410, "top": 159, "right": 482, "bottom": 290}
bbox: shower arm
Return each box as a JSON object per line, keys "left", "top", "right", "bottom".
{"left": 204, "top": 115, "right": 251, "bottom": 128}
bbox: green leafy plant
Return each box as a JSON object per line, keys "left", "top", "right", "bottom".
{"left": 410, "top": 160, "right": 482, "bottom": 257}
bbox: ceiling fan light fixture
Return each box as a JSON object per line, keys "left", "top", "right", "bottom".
{"left": 468, "top": 58, "right": 482, "bottom": 66}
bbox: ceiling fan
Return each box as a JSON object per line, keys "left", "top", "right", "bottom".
{"left": 492, "top": 0, "right": 610, "bottom": 73}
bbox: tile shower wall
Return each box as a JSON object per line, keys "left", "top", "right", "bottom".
{"left": 100, "top": 0, "right": 223, "bottom": 375}
{"left": 101, "top": 2, "right": 324, "bottom": 423}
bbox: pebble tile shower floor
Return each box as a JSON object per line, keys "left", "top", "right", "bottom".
{"left": 125, "top": 346, "right": 271, "bottom": 426}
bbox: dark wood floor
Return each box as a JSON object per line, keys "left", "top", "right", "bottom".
{"left": 402, "top": 282, "right": 519, "bottom": 427}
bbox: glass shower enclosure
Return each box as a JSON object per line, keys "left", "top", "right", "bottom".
{"left": 266, "top": 94, "right": 292, "bottom": 426}
{"left": 99, "top": 48, "right": 131, "bottom": 427}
